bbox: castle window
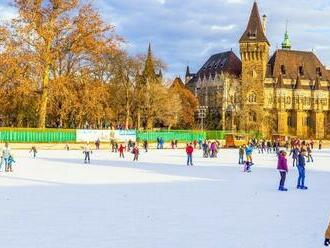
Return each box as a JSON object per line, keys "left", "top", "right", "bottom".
{"left": 287, "top": 116, "right": 293, "bottom": 127}
{"left": 248, "top": 31, "right": 257, "bottom": 39}
{"left": 281, "top": 65, "right": 286, "bottom": 75}
{"left": 316, "top": 67, "right": 322, "bottom": 77}
{"left": 248, "top": 92, "right": 257, "bottom": 103}
{"left": 299, "top": 66, "right": 304, "bottom": 76}
{"left": 249, "top": 111, "right": 257, "bottom": 122}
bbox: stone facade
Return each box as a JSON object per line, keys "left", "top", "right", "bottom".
{"left": 186, "top": 2, "right": 330, "bottom": 139}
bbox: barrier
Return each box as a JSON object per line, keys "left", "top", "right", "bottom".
{"left": 0, "top": 128, "right": 76, "bottom": 143}
{"left": 0, "top": 128, "right": 262, "bottom": 143}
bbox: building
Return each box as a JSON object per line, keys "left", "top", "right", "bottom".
{"left": 186, "top": 2, "right": 330, "bottom": 138}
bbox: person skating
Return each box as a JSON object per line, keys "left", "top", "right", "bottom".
{"left": 319, "top": 140, "right": 323, "bottom": 150}
{"left": 119, "top": 144, "right": 125, "bottom": 158}
{"left": 83, "top": 142, "right": 92, "bottom": 164}
{"left": 325, "top": 220, "right": 330, "bottom": 246}
{"left": 245, "top": 144, "right": 253, "bottom": 164}
{"left": 277, "top": 150, "right": 288, "bottom": 191}
{"left": 289, "top": 145, "right": 299, "bottom": 167}
{"left": 95, "top": 138, "right": 100, "bottom": 150}
{"left": 30, "top": 146, "right": 38, "bottom": 158}
{"left": 238, "top": 146, "right": 244, "bottom": 164}
{"left": 186, "top": 143, "right": 194, "bottom": 166}
{"left": 7, "top": 154, "right": 15, "bottom": 172}
{"left": 202, "top": 141, "right": 208, "bottom": 158}
{"left": 297, "top": 149, "right": 308, "bottom": 190}
{"left": 143, "top": 140, "right": 148, "bottom": 152}
{"left": 306, "top": 144, "right": 313, "bottom": 163}
{"left": 132, "top": 145, "right": 139, "bottom": 161}
{"left": 2, "top": 143, "right": 11, "bottom": 172}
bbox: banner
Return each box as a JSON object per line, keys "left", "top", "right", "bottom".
{"left": 76, "top": 129, "right": 136, "bottom": 142}
{"left": 76, "top": 130, "right": 111, "bottom": 142}
{"left": 110, "top": 130, "right": 136, "bottom": 142}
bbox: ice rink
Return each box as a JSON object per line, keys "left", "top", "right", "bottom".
{"left": 0, "top": 148, "right": 329, "bottom": 248}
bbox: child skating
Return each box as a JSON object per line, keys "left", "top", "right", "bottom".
{"left": 7, "top": 154, "right": 15, "bottom": 172}
{"left": 277, "top": 150, "right": 288, "bottom": 191}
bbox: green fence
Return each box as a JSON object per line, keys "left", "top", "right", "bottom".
{"left": 0, "top": 128, "right": 76, "bottom": 143}
{"left": 0, "top": 128, "right": 263, "bottom": 143}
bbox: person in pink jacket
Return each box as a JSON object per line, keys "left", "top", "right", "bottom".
{"left": 277, "top": 150, "right": 289, "bottom": 191}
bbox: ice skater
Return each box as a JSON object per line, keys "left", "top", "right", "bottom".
{"left": 277, "top": 150, "right": 288, "bottom": 191}
{"left": 6, "top": 154, "right": 15, "bottom": 172}
{"left": 186, "top": 143, "right": 194, "bottom": 166}
{"left": 325, "top": 220, "right": 330, "bottom": 246}
{"left": 245, "top": 144, "right": 253, "bottom": 164}
{"left": 132, "top": 145, "right": 139, "bottom": 161}
{"left": 306, "top": 144, "right": 313, "bottom": 163}
{"left": 30, "top": 146, "right": 38, "bottom": 158}
{"left": 297, "top": 149, "right": 308, "bottom": 190}
{"left": 238, "top": 146, "right": 244, "bottom": 164}
{"left": 243, "top": 161, "right": 252, "bottom": 172}
{"left": 1, "top": 143, "right": 11, "bottom": 172}
{"left": 119, "top": 144, "right": 125, "bottom": 158}
{"left": 83, "top": 142, "right": 92, "bottom": 164}
{"left": 143, "top": 140, "right": 148, "bottom": 152}
{"left": 289, "top": 145, "right": 299, "bottom": 167}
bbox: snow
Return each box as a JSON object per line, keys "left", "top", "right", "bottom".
{"left": 0, "top": 148, "right": 329, "bottom": 248}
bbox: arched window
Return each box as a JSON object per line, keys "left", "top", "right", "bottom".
{"left": 249, "top": 111, "right": 257, "bottom": 122}
{"left": 248, "top": 92, "right": 257, "bottom": 103}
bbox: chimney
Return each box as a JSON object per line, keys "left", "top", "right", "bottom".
{"left": 262, "top": 14, "right": 267, "bottom": 34}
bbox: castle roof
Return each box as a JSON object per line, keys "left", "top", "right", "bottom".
{"left": 239, "top": 2, "right": 270, "bottom": 45}
{"left": 186, "top": 51, "right": 242, "bottom": 88}
{"left": 267, "top": 49, "right": 330, "bottom": 82}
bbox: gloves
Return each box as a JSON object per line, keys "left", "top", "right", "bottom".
{"left": 325, "top": 238, "right": 330, "bottom": 246}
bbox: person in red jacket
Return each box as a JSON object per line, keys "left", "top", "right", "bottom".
{"left": 118, "top": 144, "right": 125, "bottom": 158}
{"left": 186, "top": 143, "right": 194, "bottom": 166}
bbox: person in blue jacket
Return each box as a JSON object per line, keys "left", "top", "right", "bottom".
{"left": 297, "top": 149, "right": 308, "bottom": 190}
{"left": 245, "top": 144, "right": 253, "bottom": 164}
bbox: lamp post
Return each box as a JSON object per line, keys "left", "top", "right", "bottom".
{"left": 197, "top": 106, "right": 208, "bottom": 131}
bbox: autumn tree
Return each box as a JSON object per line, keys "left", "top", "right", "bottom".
{"left": 169, "top": 77, "right": 199, "bottom": 129}
{"left": 2, "top": 0, "right": 121, "bottom": 128}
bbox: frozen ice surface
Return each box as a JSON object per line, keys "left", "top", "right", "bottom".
{"left": 0, "top": 148, "right": 329, "bottom": 248}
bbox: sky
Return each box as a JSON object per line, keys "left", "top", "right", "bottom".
{"left": 1, "top": 0, "right": 330, "bottom": 78}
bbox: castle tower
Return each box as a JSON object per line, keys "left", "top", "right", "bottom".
{"left": 281, "top": 22, "right": 292, "bottom": 50}
{"left": 143, "top": 43, "right": 157, "bottom": 81}
{"left": 239, "top": 2, "right": 270, "bottom": 132}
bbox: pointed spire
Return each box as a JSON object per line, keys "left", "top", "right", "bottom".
{"left": 281, "top": 20, "right": 292, "bottom": 50}
{"left": 185, "top": 66, "right": 190, "bottom": 77}
{"left": 239, "top": 1, "right": 270, "bottom": 45}
{"left": 158, "top": 69, "right": 163, "bottom": 79}
{"left": 143, "top": 43, "right": 156, "bottom": 79}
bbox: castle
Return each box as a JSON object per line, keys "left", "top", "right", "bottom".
{"left": 186, "top": 2, "right": 330, "bottom": 139}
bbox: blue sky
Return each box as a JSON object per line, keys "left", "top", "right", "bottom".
{"left": 1, "top": 0, "right": 330, "bottom": 78}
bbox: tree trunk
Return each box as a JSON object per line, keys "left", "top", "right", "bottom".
{"left": 125, "top": 89, "right": 130, "bottom": 130}
{"left": 38, "top": 63, "right": 50, "bottom": 128}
